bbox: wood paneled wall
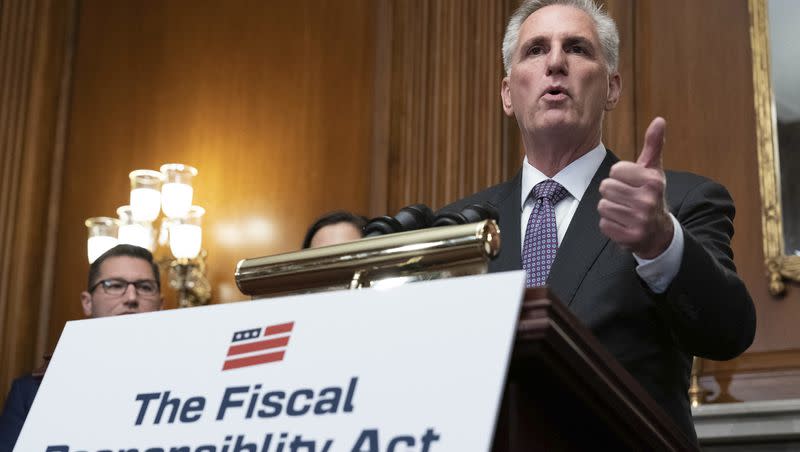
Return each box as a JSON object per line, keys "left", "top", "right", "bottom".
{"left": 0, "top": 0, "right": 76, "bottom": 404}
{"left": 600, "top": 0, "right": 636, "bottom": 159}
{"left": 3, "top": 0, "right": 799, "bottom": 406}
{"left": 384, "top": 0, "right": 520, "bottom": 212}
{"left": 45, "top": 0, "right": 377, "bottom": 348}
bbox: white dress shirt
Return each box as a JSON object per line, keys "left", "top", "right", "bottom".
{"left": 520, "top": 144, "right": 684, "bottom": 293}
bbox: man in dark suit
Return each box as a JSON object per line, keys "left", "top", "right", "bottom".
{"left": 0, "top": 244, "right": 163, "bottom": 451}
{"left": 442, "top": 0, "right": 756, "bottom": 442}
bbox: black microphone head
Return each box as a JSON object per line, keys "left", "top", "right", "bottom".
{"left": 393, "top": 204, "right": 435, "bottom": 231}
{"left": 460, "top": 203, "right": 500, "bottom": 224}
{"left": 363, "top": 216, "right": 402, "bottom": 237}
{"left": 431, "top": 211, "right": 466, "bottom": 227}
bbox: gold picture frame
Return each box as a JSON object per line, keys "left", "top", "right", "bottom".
{"left": 749, "top": 0, "right": 800, "bottom": 295}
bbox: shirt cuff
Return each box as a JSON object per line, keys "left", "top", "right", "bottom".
{"left": 633, "top": 214, "right": 684, "bottom": 294}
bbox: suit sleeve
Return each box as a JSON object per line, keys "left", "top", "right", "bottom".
{"left": 0, "top": 377, "right": 37, "bottom": 452}
{"left": 659, "top": 179, "right": 756, "bottom": 360}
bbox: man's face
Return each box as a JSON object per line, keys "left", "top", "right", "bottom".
{"left": 501, "top": 5, "right": 620, "bottom": 139}
{"left": 309, "top": 222, "right": 363, "bottom": 248}
{"left": 80, "top": 256, "right": 163, "bottom": 318}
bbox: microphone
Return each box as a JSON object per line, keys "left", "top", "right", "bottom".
{"left": 432, "top": 203, "right": 499, "bottom": 227}
{"left": 363, "top": 204, "right": 435, "bottom": 237}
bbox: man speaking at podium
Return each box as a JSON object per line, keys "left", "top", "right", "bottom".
{"left": 0, "top": 244, "right": 163, "bottom": 451}
{"left": 441, "top": 0, "right": 756, "bottom": 442}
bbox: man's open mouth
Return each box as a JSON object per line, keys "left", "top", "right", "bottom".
{"left": 543, "top": 86, "right": 569, "bottom": 98}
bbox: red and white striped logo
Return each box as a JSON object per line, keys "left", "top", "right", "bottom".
{"left": 223, "top": 322, "right": 294, "bottom": 371}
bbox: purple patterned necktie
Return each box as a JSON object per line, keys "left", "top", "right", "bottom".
{"left": 522, "top": 179, "right": 569, "bottom": 287}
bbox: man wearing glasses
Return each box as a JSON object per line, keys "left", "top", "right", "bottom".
{"left": 80, "top": 244, "right": 163, "bottom": 317}
{"left": 0, "top": 244, "right": 163, "bottom": 451}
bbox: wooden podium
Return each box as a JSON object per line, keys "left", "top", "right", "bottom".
{"left": 492, "top": 288, "right": 698, "bottom": 451}
{"left": 234, "top": 225, "right": 698, "bottom": 450}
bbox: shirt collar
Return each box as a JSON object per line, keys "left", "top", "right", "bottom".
{"left": 520, "top": 143, "right": 607, "bottom": 209}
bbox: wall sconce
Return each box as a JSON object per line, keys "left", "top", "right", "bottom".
{"left": 166, "top": 206, "right": 210, "bottom": 307}
{"left": 85, "top": 164, "right": 211, "bottom": 308}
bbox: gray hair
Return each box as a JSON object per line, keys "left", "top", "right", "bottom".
{"left": 502, "top": 0, "right": 619, "bottom": 75}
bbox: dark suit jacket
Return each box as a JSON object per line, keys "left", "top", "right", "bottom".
{"left": 441, "top": 151, "right": 756, "bottom": 442}
{"left": 0, "top": 374, "right": 41, "bottom": 452}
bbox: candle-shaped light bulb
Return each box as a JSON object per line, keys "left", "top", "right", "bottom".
{"left": 116, "top": 206, "right": 154, "bottom": 251}
{"left": 129, "top": 170, "right": 163, "bottom": 222}
{"left": 85, "top": 217, "right": 120, "bottom": 263}
{"left": 160, "top": 164, "right": 197, "bottom": 219}
{"left": 169, "top": 206, "right": 204, "bottom": 259}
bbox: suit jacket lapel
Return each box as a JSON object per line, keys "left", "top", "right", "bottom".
{"left": 489, "top": 171, "right": 522, "bottom": 273}
{"left": 547, "top": 151, "right": 618, "bottom": 306}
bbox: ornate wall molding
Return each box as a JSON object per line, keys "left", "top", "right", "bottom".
{"left": 746, "top": 0, "right": 800, "bottom": 296}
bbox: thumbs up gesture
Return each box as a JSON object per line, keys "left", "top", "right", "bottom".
{"left": 598, "top": 117, "right": 674, "bottom": 259}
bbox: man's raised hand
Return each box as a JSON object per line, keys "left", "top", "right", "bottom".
{"left": 598, "top": 117, "right": 673, "bottom": 259}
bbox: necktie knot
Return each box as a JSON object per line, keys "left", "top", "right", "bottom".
{"left": 532, "top": 179, "right": 569, "bottom": 205}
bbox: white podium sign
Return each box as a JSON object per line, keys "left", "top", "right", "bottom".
{"left": 16, "top": 271, "right": 525, "bottom": 452}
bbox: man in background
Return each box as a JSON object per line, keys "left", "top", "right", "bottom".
{"left": 442, "top": 0, "right": 755, "bottom": 442}
{"left": 0, "top": 244, "right": 163, "bottom": 450}
{"left": 302, "top": 210, "right": 367, "bottom": 249}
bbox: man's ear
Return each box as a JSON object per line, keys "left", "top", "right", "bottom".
{"left": 605, "top": 72, "right": 621, "bottom": 111}
{"left": 501, "top": 76, "right": 515, "bottom": 116}
{"left": 80, "top": 291, "right": 93, "bottom": 317}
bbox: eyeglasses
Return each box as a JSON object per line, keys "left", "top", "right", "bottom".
{"left": 89, "top": 278, "right": 160, "bottom": 297}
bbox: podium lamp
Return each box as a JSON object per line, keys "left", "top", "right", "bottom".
{"left": 235, "top": 220, "right": 501, "bottom": 298}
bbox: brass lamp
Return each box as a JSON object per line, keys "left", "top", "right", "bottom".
{"left": 84, "top": 164, "right": 211, "bottom": 308}
{"left": 235, "top": 220, "right": 501, "bottom": 298}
